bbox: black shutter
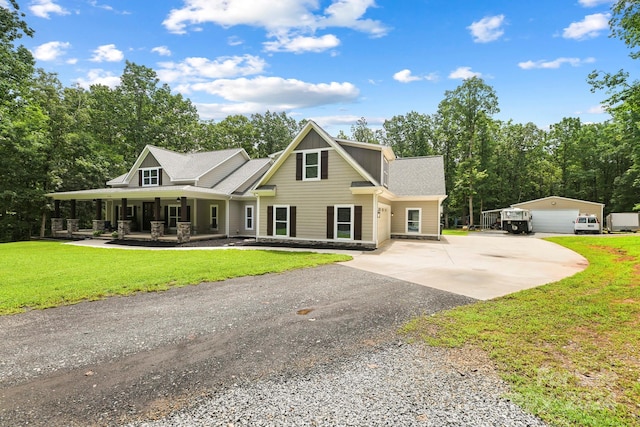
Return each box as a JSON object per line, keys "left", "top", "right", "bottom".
{"left": 321, "top": 150, "right": 328, "bottom": 179}
{"left": 326, "top": 206, "right": 334, "bottom": 239}
{"left": 158, "top": 168, "right": 163, "bottom": 186}
{"left": 138, "top": 170, "right": 142, "bottom": 186}
{"left": 164, "top": 205, "right": 169, "bottom": 228}
{"left": 187, "top": 206, "right": 191, "bottom": 221}
{"left": 290, "top": 206, "right": 296, "bottom": 237}
{"left": 354, "top": 206, "right": 362, "bottom": 240}
{"left": 267, "top": 206, "right": 273, "bottom": 236}
{"left": 115, "top": 206, "right": 119, "bottom": 222}
{"left": 296, "top": 153, "right": 303, "bottom": 180}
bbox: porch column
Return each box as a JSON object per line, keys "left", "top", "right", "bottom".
{"left": 67, "top": 199, "right": 78, "bottom": 237}
{"left": 150, "top": 197, "right": 164, "bottom": 241}
{"left": 92, "top": 199, "right": 105, "bottom": 234}
{"left": 180, "top": 197, "right": 187, "bottom": 221}
{"left": 54, "top": 200, "right": 61, "bottom": 218}
{"left": 117, "top": 198, "right": 130, "bottom": 239}
{"left": 52, "top": 200, "right": 63, "bottom": 236}
{"left": 70, "top": 199, "right": 76, "bottom": 219}
{"left": 95, "top": 199, "right": 102, "bottom": 220}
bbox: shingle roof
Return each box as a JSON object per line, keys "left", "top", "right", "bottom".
{"left": 211, "top": 158, "right": 272, "bottom": 195}
{"left": 388, "top": 156, "right": 446, "bottom": 196}
{"left": 148, "top": 146, "right": 245, "bottom": 181}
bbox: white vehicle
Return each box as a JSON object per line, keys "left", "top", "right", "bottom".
{"left": 606, "top": 212, "right": 640, "bottom": 232}
{"left": 501, "top": 208, "right": 533, "bottom": 234}
{"left": 574, "top": 214, "right": 601, "bottom": 234}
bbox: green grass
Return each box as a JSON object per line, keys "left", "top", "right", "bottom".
{"left": 0, "top": 241, "right": 352, "bottom": 315}
{"left": 442, "top": 229, "right": 469, "bottom": 236}
{"left": 401, "top": 235, "right": 640, "bottom": 427}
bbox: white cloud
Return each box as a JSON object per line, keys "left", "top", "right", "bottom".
{"left": 66, "top": 58, "right": 78, "bottom": 64}
{"left": 190, "top": 76, "right": 359, "bottom": 109}
{"left": 578, "top": 0, "right": 613, "bottom": 7}
{"left": 29, "top": 0, "right": 69, "bottom": 19}
{"left": 75, "top": 69, "right": 121, "bottom": 89}
{"left": 0, "top": 0, "right": 10, "bottom": 8}
{"left": 310, "top": 114, "right": 385, "bottom": 128}
{"left": 151, "top": 46, "right": 172, "bottom": 56}
{"left": 163, "top": 0, "right": 389, "bottom": 52}
{"left": 563, "top": 13, "right": 610, "bottom": 40}
{"left": 32, "top": 41, "right": 70, "bottom": 61}
{"left": 586, "top": 105, "right": 606, "bottom": 114}
{"left": 157, "top": 54, "right": 267, "bottom": 83}
{"left": 468, "top": 14, "right": 505, "bottom": 43}
{"left": 392, "top": 69, "right": 438, "bottom": 83}
{"left": 448, "top": 66, "right": 482, "bottom": 79}
{"left": 518, "top": 57, "right": 596, "bottom": 69}
{"left": 228, "top": 36, "right": 244, "bottom": 46}
{"left": 264, "top": 34, "right": 340, "bottom": 53}
{"left": 90, "top": 44, "right": 124, "bottom": 62}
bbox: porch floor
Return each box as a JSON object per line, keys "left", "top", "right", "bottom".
{"left": 55, "top": 229, "right": 227, "bottom": 243}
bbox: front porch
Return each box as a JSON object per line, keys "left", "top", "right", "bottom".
{"left": 54, "top": 228, "right": 227, "bottom": 244}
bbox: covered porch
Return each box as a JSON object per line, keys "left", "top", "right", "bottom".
{"left": 47, "top": 186, "right": 239, "bottom": 244}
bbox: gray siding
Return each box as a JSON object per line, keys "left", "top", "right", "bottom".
{"left": 141, "top": 154, "right": 160, "bottom": 168}
{"left": 229, "top": 201, "right": 256, "bottom": 237}
{"left": 258, "top": 150, "right": 374, "bottom": 242}
{"left": 341, "top": 145, "right": 381, "bottom": 184}
{"left": 297, "top": 129, "right": 331, "bottom": 150}
{"left": 198, "top": 152, "right": 247, "bottom": 188}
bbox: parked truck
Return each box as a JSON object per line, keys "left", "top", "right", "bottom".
{"left": 605, "top": 212, "right": 640, "bottom": 233}
{"left": 500, "top": 208, "right": 533, "bottom": 234}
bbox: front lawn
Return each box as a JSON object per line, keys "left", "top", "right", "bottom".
{"left": 0, "top": 241, "right": 351, "bottom": 315}
{"left": 402, "top": 235, "right": 640, "bottom": 426}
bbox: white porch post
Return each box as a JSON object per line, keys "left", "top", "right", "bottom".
{"left": 225, "top": 198, "right": 230, "bottom": 237}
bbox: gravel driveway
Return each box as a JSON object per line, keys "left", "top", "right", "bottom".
{"left": 0, "top": 260, "right": 547, "bottom": 426}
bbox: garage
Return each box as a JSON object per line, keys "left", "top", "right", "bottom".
{"left": 511, "top": 196, "right": 604, "bottom": 234}
{"left": 530, "top": 209, "right": 577, "bottom": 234}
{"left": 377, "top": 203, "right": 391, "bottom": 245}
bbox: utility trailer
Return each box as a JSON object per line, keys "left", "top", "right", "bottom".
{"left": 501, "top": 208, "right": 533, "bottom": 234}
{"left": 606, "top": 212, "right": 640, "bottom": 232}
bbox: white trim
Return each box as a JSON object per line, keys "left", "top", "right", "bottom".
{"left": 225, "top": 200, "right": 230, "bottom": 236}
{"left": 334, "top": 204, "right": 354, "bottom": 240}
{"left": 140, "top": 167, "right": 160, "bottom": 187}
{"left": 256, "top": 197, "right": 261, "bottom": 240}
{"left": 302, "top": 149, "right": 322, "bottom": 181}
{"left": 373, "top": 196, "right": 378, "bottom": 246}
{"left": 245, "top": 205, "right": 255, "bottom": 230}
{"left": 210, "top": 204, "right": 219, "bottom": 230}
{"left": 273, "top": 205, "right": 290, "bottom": 237}
{"left": 406, "top": 207, "right": 422, "bottom": 234}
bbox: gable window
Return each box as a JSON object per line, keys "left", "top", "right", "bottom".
{"left": 335, "top": 205, "right": 354, "bottom": 240}
{"left": 245, "top": 205, "right": 254, "bottom": 230}
{"left": 406, "top": 208, "right": 421, "bottom": 233}
{"left": 304, "top": 150, "right": 320, "bottom": 180}
{"left": 382, "top": 157, "right": 389, "bottom": 188}
{"left": 141, "top": 168, "right": 160, "bottom": 187}
{"left": 210, "top": 204, "right": 218, "bottom": 230}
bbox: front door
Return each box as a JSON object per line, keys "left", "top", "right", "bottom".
{"left": 142, "top": 202, "right": 155, "bottom": 231}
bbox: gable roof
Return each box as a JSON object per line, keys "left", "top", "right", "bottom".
{"left": 388, "top": 156, "right": 446, "bottom": 197}
{"left": 211, "top": 158, "right": 272, "bottom": 195}
{"left": 255, "top": 120, "right": 383, "bottom": 187}
{"left": 512, "top": 195, "right": 604, "bottom": 207}
{"left": 113, "top": 145, "right": 248, "bottom": 186}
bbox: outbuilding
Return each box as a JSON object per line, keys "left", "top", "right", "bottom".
{"left": 511, "top": 196, "right": 604, "bottom": 234}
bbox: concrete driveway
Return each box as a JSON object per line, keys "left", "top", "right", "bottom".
{"left": 343, "top": 233, "right": 588, "bottom": 300}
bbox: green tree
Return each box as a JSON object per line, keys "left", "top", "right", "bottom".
{"left": 350, "top": 117, "right": 381, "bottom": 144}
{"left": 251, "top": 111, "right": 301, "bottom": 157}
{"left": 381, "top": 112, "right": 435, "bottom": 157}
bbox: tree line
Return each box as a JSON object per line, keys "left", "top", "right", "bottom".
{"left": 1, "top": 0, "right": 638, "bottom": 241}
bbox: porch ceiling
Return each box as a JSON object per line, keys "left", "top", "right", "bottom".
{"left": 46, "top": 185, "right": 236, "bottom": 201}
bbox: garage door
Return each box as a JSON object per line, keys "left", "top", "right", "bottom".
{"left": 377, "top": 203, "right": 391, "bottom": 245}
{"left": 531, "top": 209, "right": 578, "bottom": 234}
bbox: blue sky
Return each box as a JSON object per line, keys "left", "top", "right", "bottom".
{"left": 12, "top": 0, "right": 635, "bottom": 134}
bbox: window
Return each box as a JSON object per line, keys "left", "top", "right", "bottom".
{"left": 406, "top": 208, "right": 421, "bottom": 233}
{"left": 245, "top": 205, "right": 254, "bottom": 230}
{"left": 210, "top": 204, "right": 218, "bottom": 229}
{"left": 382, "top": 157, "right": 389, "bottom": 188}
{"left": 335, "top": 205, "right": 354, "bottom": 240}
{"left": 274, "top": 206, "right": 289, "bottom": 236}
{"left": 141, "top": 168, "right": 160, "bottom": 186}
{"left": 304, "top": 150, "right": 320, "bottom": 180}
{"left": 168, "top": 205, "right": 181, "bottom": 228}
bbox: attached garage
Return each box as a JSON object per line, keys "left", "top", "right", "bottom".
{"left": 511, "top": 196, "right": 604, "bottom": 234}
{"left": 377, "top": 202, "right": 391, "bottom": 245}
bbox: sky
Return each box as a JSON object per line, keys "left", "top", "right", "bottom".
{"left": 9, "top": 0, "right": 637, "bottom": 134}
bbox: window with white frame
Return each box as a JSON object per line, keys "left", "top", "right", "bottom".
{"left": 274, "top": 206, "right": 289, "bottom": 236}
{"left": 141, "top": 168, "right": 160, "bottom": 186}
{"left": 303, "top": 150, "right": 320, "bottom": 181}
{"left": 335, "top": 205, "right": 354, "bottom": 240}
{"left": 210, "top": 204, "right": 218, "bottom": 229}
{"left": 168, "top": 205, "right": 181, "bottom": 228}
{"left": 406, "top": 208, "right": 421, "bottom": 233}
{"left": 382, "top": 157, "right": 389, "bottom": 188}
{"left": 245, "top": 205, "right": 254, "bottom": 230}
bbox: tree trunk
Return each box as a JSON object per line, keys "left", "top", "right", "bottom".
{"left": 468, "top": 195, "right": 474, "bottom": 227}
{"left": 40, "top": 212, "right": 46, "bottom": 238}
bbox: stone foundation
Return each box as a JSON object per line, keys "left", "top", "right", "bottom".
{"left": 117, "top": 220, "right": 131, "bottom": 240}
{"left": 51, "top": 218, "right": 64, "bottom": 235}
{"left": 177, "top": 222, "right": 191, "bottom": 243}
{"left": 67, "top": 219, "right": 79, "bottom": 237}
{"left": 92, "top": 220, "right": 106, "bottom": 234}
{"left": 151, "top": 221, "right": 165, "bottom": 241}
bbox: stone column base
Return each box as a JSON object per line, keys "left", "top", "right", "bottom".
{"left": 151, "top": 221, "right": 165, "bottom": 241}
{"left": 117, "top": 220, "right": 131, "bottom": 240}
{"left": 92, "top": 220, "right": 106, "bottom": 234}
{"left": 177, "top": 222, "right": 191, "bottom": 243}
{"left": 67, "top": 219, "right": 79, "bottom": 237}
{"left": 52, "top": 218, "right": 64, "bottom": 235}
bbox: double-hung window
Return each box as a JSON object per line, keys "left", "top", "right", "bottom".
{"left": 406, "top": 208, "right": 421, "bottom": 233}
{"left": 141, "top": 168, "right": 160, "bottom": 186}
{"left": 335, "top": 205, "right": 354, "bottom": 240}
{"left": 245, "top": 205, "right": 254, "bottom": 230}
{"left": 210, "top": 204, "right": 218, "bottom": 229}
{"left": 303, "top": 150, "right": 320, "bottom": 181}
{"left": 274, "top": 206, "right": 289, "bottom": 236}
